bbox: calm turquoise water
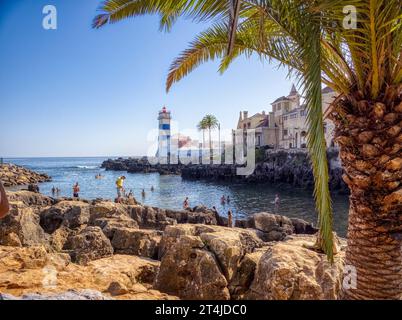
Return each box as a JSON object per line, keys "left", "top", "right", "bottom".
{"left": 4, "top": 157, "right": 349, "bottom": 236}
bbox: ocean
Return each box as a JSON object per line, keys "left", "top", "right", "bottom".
{"left": 5, "top": 157, "right": 349, "bottom": 236}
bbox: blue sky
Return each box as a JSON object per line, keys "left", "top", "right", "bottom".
{"left": 0, "top": 0, "right": 294, "bottom": 157}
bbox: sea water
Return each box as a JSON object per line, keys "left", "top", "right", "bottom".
{"left": 5, "top": 157, "right": 349, "bottom": 236}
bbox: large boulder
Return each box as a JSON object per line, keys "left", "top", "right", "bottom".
{"left": 154, "top": 235, "right": 230, "bottom": 300}
{"left": 155, "top": 224, "right": 264, "bottom": 300}
{"left": 40, "top": 201, "right": 90, "bottom": 233}
{"left": 246, "top": 235, "right": 346, "bottom": 300}
{"left": 229, "top": 249, "right": 268, "bottom": 299}
{"left": 111, "top": 227, "right": 162, "bottom": 259}
{"left": 63, "top": 226, "right": 113, "bottom": 265}
{"left": 90, "top": 217, "right": 139, "bottom": 239}
{"left": 89, "top": 201, "right": 130, "bottom": 223}
{"left": 0, "top": 202, "right": 49, "bottom": 247}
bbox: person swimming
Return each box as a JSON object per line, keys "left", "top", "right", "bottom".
{"left": 151, "top": 186, "right": 154, "bottom": 192}
{"left": 220, "top": 195, "right": 226, "bottom": 205}
{"left": 141, "top": 189, "right": 146, "bottom": 198}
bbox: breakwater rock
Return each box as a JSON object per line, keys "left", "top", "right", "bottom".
{"left": 101, "top": 150, "right": 347, "bottom": 193}
{"left": 101, "top": 157, "right": 182, "bottom": 175}
{"left": 0, "top": 190, "right": 346, "bottom": 300}
{"left": 181, "top": 149, "right": 348, "bottom": 193}
{"left": 0, "top": 164, "right": 51, "bottom": 187}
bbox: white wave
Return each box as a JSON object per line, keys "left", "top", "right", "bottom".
{"left": 76, "top": 165, "right": 99, "bottom": 169}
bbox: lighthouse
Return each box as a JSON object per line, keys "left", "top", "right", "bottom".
{"left": 157, "top": 106, "right": 171, "bottom": 161}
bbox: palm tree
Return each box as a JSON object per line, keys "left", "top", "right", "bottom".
{"left": 202, "top": 114, "right": 219, "bottom": 163}
{"left": 197, "top": 118, "right": 207, "bottom": 151}
{"left": 93, "top": 0, "right": 402, "bottom": 299}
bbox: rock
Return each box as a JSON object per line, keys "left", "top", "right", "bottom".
{"left": 130, "top": 206, "right": 176, "bottom": 230}
{"left": 155, "top": 224, "right": 263, "bottom": 300}
{"left": 27, "top": 184, "right": 40, "bottom": 193}
{"left": 63, "top": 226, "right": 114, "bottom": 265}
{"left": 89, "top": 202, "right": 130, "bottom": 222}
{"left": 154, "top": 235, "right": 230, "bottom": 300}
{"left": 0, "top": 245, "right": 174, "bottom": 300}
{"left": 40, "top": 201, "right": 90, "bottom": 233}
{"left": 158, "top": 224, "right": 197, "bottom": 259}
{"left": 250, "top": 212, "right": 294, "bottom": 234}
{"left": 290, "top": 218, "right": 318, "bottom": 234}
{"left": 107, "top": 281, "right": 129, "bottom": 296}
{"left": 0, "top": 290, "right": 112, "bottom": 300}
{"left": 90, "top": 217, "right": 139, "bottom": 239}
{"left": 236, "top": 212, "right": 295, "bottom": 242}
{"left": 229, "top": 249, "right": 268, "bottom": 299}
{"left": 111, "top": 227, "right": 162, "bottom": 259}
{"left": 0, "top": 164, "right": 51, "bottom": 188}
{"left": 0, "top": 203, "right": 49, "bottom": 247}
{"left": 202, "top": 229, "right": 262, "bottom": 276}
{"left": 7, "top": 191, "right": 55, "bottom": 207}
{"left": 246, "top": 235, "right": 346, "bottom": 300}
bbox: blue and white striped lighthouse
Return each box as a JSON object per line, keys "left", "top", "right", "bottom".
{"left": 157, "top": 106, "right": 171, "bottom": 160}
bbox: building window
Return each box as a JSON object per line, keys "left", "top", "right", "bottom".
{"left": 283, "top": 116, "right": 288, "bottom": 121}
{"left": 248, "top": 123, "right": 251, "bottom": 129}
{"left": 300, "top": 110, "right": 306, "bottom": 117}
{"left": 283, "top": 129, "right": 288, "bottom": 137}
{"left": 277, "top": 104, "right": 281, "bottom": 111}
{"left": 290, "top": 113, "right": 297, "bottom": 119}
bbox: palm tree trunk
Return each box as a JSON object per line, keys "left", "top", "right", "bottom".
{"left": 331, "top": 92, "right": 402, "bottom": 300}
{"left": 209, "top": 127, "right": 212, "bottom": 163}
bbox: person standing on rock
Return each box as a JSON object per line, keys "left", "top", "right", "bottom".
{"left": 183, "top": 197, "right": 189, "bottom": 210}
{"left": 227, "top": 210, "right": 233, "bottom": 228}
{"left": 115, "top": 176, "right": 126, "bottom": 200}
{"left": 273, "top": 194, "right": 281, "bottom": 213}
{"left": 73, "top": 182, "right": 80, "bottom": 198}
{"left": 0, "top": 181, "right": 10, "bottom": 218}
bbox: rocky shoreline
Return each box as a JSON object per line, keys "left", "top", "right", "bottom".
{"left": 0, "top": 190, "right": 346, "bottom": 300}
{"left": 0, "top": 164, "right": 51, "bottom": 188}
{"left": 101, "top": 150, "right": 348, "bottom": 193}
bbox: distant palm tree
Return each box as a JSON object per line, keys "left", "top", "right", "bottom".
{"left": 93, "top": 0, "right": 402, "bottom": 299}
{"left": 202, "top": 115, "right": 219, "bottom": 163}
{"left": 197, "top": 119, "right": 207, "bottom": 150}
